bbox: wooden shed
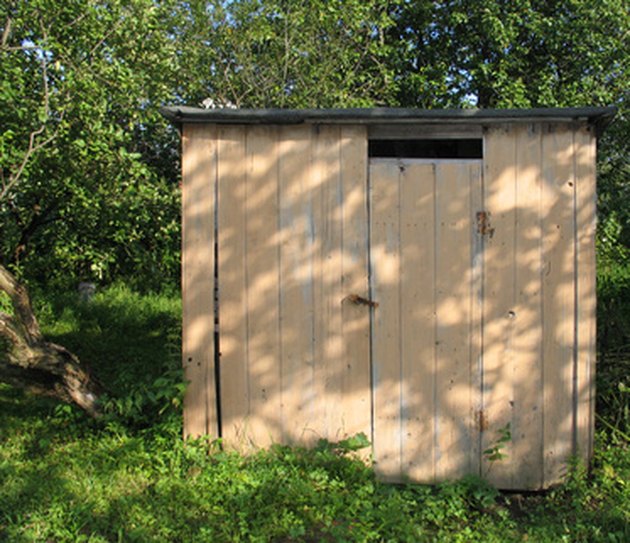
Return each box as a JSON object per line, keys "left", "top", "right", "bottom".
{"left": 161, "top": 106, "right": 615, "bottom": 490}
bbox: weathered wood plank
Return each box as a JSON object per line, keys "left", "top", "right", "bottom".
{"left": 400, "top": 162, "right": 436, "bottom": 483}
{"left": 311, "top": 126, "right": 343, "bottom": 441}
{"left": 481, "top": 125, "right": 517, "bottom": 487}
{"left": 243, "top": 126, "right": 282, "bottom": 449}
{"left": 217, "top": 125, "right": 250, "bottom": 450}
{"left": 434, "top": 162, "right": 476, "bottom": 481}
{"left": 542, "top": 124, "right": 576, "bottom": 486}
{"left": 469, "top": 161, "right": 484, "bottom": 480}
{"left": 339, "top": 126, "right": 371, "bottom": 446}
{"left": 181, "top": 123, "right": 218, "bottom": 439}
{"left": 511, "top": 124, "right": 544, "bottom": 489}
{"left": 277, "top": 126, "right": 317, "bottom": 444}
{"left": 574, "top": 125, "right": 597, "bottom": 462}
{"left": 368, "top": 124, "right": 483, "bottom": 140}
{"left": 369, "top": 159, "right": 403, "bottom": 481}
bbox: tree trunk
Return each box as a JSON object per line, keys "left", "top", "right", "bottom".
{"left": 0, "top": 264, "right": 102, "bottom": 416}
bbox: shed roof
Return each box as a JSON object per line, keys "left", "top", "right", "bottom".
{"left": 160, "top": 106, "right": 616, "bottom": 134}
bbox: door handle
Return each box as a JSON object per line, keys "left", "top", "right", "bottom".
{"left": 343, "top": 294, "right": 379, "bottom": 308}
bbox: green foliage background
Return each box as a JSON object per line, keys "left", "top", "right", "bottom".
{"left": 2, "top": 0, "right": 628, "bottom": 294}
{"left": 0, "top": 3, "right": 628, "bottom": 538}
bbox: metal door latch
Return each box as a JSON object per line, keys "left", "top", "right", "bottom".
{"left": 343, "top": 294, "right": 379, "bottom": 308}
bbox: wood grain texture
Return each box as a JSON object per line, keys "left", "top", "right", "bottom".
{"left": 370, "top": 158, "right": 481, "bottom": 484}
{"left": 312, "top": 126, "right": 343, "bottom": 441}
{"left": 277, "top": 126, "right": 318, "bottom": 444}
{"left": 244, "top": 126, "right": 282, "bottom": 449}
{"left": 541, "top": 124, "right": 576, "bottom": 486}
{"left": 217, "top": 126, "right": 250, "bottom": 449}
{"left": 434, "top": 162, "right": 478, "bottom": 481}
{"left": 574, "top": 126, "right": 597, "bottom": 462}
{"left": 369, "top": 159, "right": 403, "bottom": 481}
{"left": 481, "top": 125, "right": 517, "bottom": 487}
{"left": 400, "top": 162, "right": 436, "bottom": 483}
{"left": 180, "top": 119, "right": 597, "bottom": 490}
{"left": 181, "top": 124, "right": 218, "bottom": 439}
{"left": 510, "top": 124, "right": 545, "bottom": 489}
{"left": 339, "top": 126, "right": 371, "bottom": 446}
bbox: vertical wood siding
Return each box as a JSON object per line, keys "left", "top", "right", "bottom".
{"left": 574, "top": 126, "right": 597, "bottom": 462}
{"left": 482, "top": 123, "right": 596, "bottom": 488}
{"left": 217, "top": 125, "right": 371, "bottom": 450}
{"left": 370, "top": 159, "right": 482, "bottom": 483}
{"left": 181, "top": 121, "right": 597, "bottom": 490}
{"left": 181, "top": 124, "right": 218, "bottom": 439}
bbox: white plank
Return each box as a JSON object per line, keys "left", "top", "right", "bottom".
{"left": 541, "top": 124, "right": 576, "bottom": 486}
{"left": 481, "top": 125, "right": 517, "bottom": 487}
{"left": 574, "top": 125, "right": 597, "bottom": 462}
{"left": 217, "top": 126, "right": 250, "bottom": 450}
{"left": 511, "top": 124, "right": 544, "bottom": 489}
{"left": 312, "top": 126, "right": 343, "bottom": 441}
{"left": 181, "top": 123, "right": 218, "bottom": 439}
{"left": 339, "top": 126, "right": 372, "bottom": 447}
{"left": 434, "top": 162, "right": 477, "bottom": 481}
{"left": 400, "top": 162, "right": 436, "bottom": 482}
{"left": 244, "top": 126, "right": 283, "bottom": 449}
{"left": 369, "top": 159, "right": 403, "bottom": 481}
{"left": 469, "top": 161, "right": 484, "bottom": 480}
{"left": 277, "top": 126, "right": 318, "bottom": 445}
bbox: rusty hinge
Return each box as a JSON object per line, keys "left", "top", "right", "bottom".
{"left": 476, "top": 211, "right": 495, "bottom": 238}
{"left": 343, "top": 293, "right": 379, "bottom": 308}
{"left": 477, "top": 409, "right": 489, "bottom": 432}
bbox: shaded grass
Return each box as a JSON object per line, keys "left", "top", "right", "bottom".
{"left": 0, "top": 285, "right": 628, "bottom": 542}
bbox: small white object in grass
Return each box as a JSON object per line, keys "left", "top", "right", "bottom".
{"left": 78, "top": 282, "right": 96, "bottom": 302}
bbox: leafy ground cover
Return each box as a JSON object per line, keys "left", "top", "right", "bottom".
{"left": 0, "top": 285, "right": 628, "bottom": 542}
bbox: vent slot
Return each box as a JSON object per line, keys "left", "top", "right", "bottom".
{"left": 369, "top": 138, "right": 482, "bottom": 159}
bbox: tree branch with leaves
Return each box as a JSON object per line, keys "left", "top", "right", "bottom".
{"left": 0, "top": 0, "right": 179, "bottom": 414}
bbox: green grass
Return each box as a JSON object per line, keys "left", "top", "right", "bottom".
{"left": 0, "top": 285, "right": 628, "bottom": 542}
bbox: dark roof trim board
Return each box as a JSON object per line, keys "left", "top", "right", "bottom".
{"left": 160, "top": 106, "right": 616, "bottom": 134}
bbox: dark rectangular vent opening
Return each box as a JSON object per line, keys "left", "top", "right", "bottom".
{"left": 369, "top": 139, "right": 483, "bottom": 159}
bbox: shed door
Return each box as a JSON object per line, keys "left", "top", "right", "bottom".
{"left": 369, "top": 158, "right": 483, "bottom": 483}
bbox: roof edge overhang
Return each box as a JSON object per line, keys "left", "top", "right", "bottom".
{"left": 160, "top": 106, "right": 617, "bottom": 135}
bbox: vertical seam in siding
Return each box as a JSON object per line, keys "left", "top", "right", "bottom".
{"left": 432, "top": 162, "right": 438, "bottom": 483}
{"left": 276, "top": 129, "right": 284, "bottom": 442}
{"left": 477, "top": 136, "right": 488, "bottom": 477}
{"left": 244, "top": 129, "right": 252, "bottom": 419}
{"left": 398, "top": 163, "right": 404, "bottom": 479}
{"left": 367, "top": 160, "right": 376, "bottom": 455}
{"left": 468, "top": 163, "right": 475, "bottom": 475}
{"left": 538, "top": 128, "right": 546, "bottom": 488}
{"left": 204, "top": 131, "right": 211, "bottom": 438}
{"left": 213, "top": 128, "right": 222, "bottom": 438}
{"left": 571, "top": 128, "right": 579, "bottom": 457}
{"left": 511, "top": 133, "right": 518, "bottom": 488}
{"left": 338, "top": 130, "right": 345, "bottom": 440}
{"left": 309, "top": 128, "right": 316, "bottom": 429}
